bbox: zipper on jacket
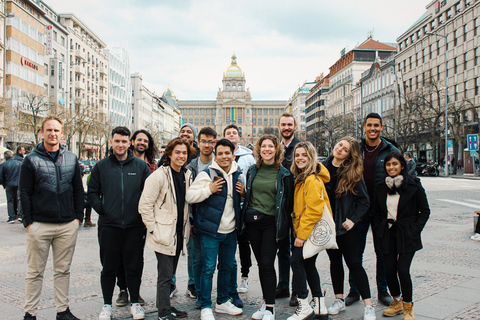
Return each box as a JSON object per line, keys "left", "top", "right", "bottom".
{"left": 276, "top": 174, "right": 285, "bottom": 241}
{"left": 121, "top": 164, "right": 125, "bottom": 227}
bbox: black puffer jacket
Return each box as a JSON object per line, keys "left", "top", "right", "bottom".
{"left": 88, "top": 150, "right": 151, "bottom": 228}
{"left": 0, "top": 158, "right": 21, "bottom": 187}
{"left": 19, "top": 142, "right": 84, "bottom": 227}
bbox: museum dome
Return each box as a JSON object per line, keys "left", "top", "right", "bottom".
{"left": 162, "top": 87, "right": 176, "bottom": 99}
{"left": 225, "top": 53, "right": 243, "bottom": 78}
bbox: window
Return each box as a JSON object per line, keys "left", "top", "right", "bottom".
{"left": 238, "top": 117, "right": 242, "bottom": 124}
{"left": 252, "top": 108, "right": 256, "bottom": 115}
{"left": 226, "top": 83, "right": 230, "bottom": 91}
{"left": 238, "top": 83, "right": 242, "bottom": 91}
{"left": 258, "top": 109, "right": 262, "bottom": 115}
{"left": 258, "top": 118, "right": 262, "bottom": 125}
{"left": 189, "top": 109, "right": 193, "bottom": 115}
{"left": 403, "top": 59, "right": 407, "bottom": 72}
{"left": 455, "top": 2, "right": 461, "bottom": 12}
{"left": 416, "top": 53, "right": 419, "bottom": 67}
{"left": 455, "top": 85, "right": 459, "bottom": 100}
{"left": 194, "top": 118, "right": 199, "bottom": 125}
{"left": 270, "top": 118, "right": 274, "bottom": 125}
{"left": 195, "top": 108, "right": 199, "bottom": 115}
{"left": 437, "top": 66, "right": 441, "bottom": 81}
{"left": 206, "top": 108, "right": 210, "bottom": 115}
{"left": 206, "top": 118, "right": 210, "bottom": 124}
{"left": 464, "top": 52, "right": 468, "bottom": 70}
{"left": 51, "top": 64, "right": 54, "bottom": 76}
{"left": 417, "top": 30, "right": 421, "bottom": 39}
{"left": 438, "top": 15, "right": 443, "bottom": 25}
{"left": 475, "top": 78, "right": 479, "bottom": 95}
{"left": 454, "top": 30, "right": 458, "bottom": 46}
{"left": 200, "top": 118, "right": 204, "bottom": 125}
{"left": 464, "top": 25, "right": 468, "bottom": 41}
{"left": 429, "top": 45, "right": 433, "bottom": 59}
{"left": 252, "top": 128, "right": 256, "bottom": 134}
{"left": 61, "top": 36, "right": 65, "bottom": 47}
{"left": 275, "top": 108, "right": 279, "bottom": 115}
{"left": 200, "top": 108, "right": 204, "bottom": 115}
{"left": 411, "top": 34, "right": 415, "bottom": 43}
{"left": 53, "top": 30, "right": 57, "bottom": 41}
{"left": 437, "top": 40, "right": 441, "bottom": 55}
{"left": 454, "top": 57, "right": 458, "bottom": 73}
{"left": 232, "top": 84, "right": 236, "bottom": 91}
{"left": 269, "top": 108, "right": 273, "bottom": 115}
{"left": 447, "top": 8, "right": 452, "bottom": 19}
{"left": 464, "top": 81, "right": 468, "bottom": 98}
{"left": 422, "top": 49, "right": 426, "bottom": 63}
{"left": 475, "top": 47, "right": 479, "bottom": 66}
{"left": 252, "top": 118, "right": 256, "bottom": 125}
{"left": 409, "top": 56, "right": 412, "bottom": 70}
{"left": 475, "top": 18, "right": 479, "bottom": 36}
{"left": 430, "top": 20, "right": 435, "bottom": 30}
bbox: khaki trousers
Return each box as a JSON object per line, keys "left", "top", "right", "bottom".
{"left": 25, "top": 220, "right": 79, "bottom": 315}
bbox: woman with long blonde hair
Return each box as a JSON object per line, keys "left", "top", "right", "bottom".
{"left": 322, "top": 136, "right": 376, "bottom": 320}
{"left": 288, "top": 141, "right": 330, "bottom": 320}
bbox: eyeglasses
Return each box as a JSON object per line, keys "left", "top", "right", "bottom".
{"left": 200, "top": 140, "right": 215, "bottom": 145}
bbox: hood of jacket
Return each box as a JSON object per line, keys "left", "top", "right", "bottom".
{"left": 209, "top": 158, "right": 239, "bottom": 177}
{"left": 235, "top": 145, "right": 253, "bottom": 157}
{"left": 317, "top": 162, "right": 331, "bottom": 184}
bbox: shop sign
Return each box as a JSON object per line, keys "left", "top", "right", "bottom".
{"left": 46, "top": 25, "right": 53, "bottom": 55}
{"left": 435, "top": 0, "right": 447, "bottom": 14}
{"left": 21, "top": 57, "right": 39, "bottom": 70}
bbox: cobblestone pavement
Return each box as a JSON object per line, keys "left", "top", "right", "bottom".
{"left": 0, "top": 176, "right": 479, "bottom": 319}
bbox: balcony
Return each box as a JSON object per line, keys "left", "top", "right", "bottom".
{"left": 74, "top": 97, "right": 86, "bottom": 106}
{"left": 75, "top": 81, "right": 86, "bottom": 91}
{"left": 75, "top": 49, "right": 86, "bottom": 60}
{"left": 98, "top": 65, "right": 107, "bottom": 75}
{"left": 75, "top": 65, "right": 86, "bottom": 75}
{"left": 98, "top": 79, "right": 107, "bottom": 88}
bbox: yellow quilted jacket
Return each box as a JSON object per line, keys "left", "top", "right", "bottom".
{"left": 293, "top": 164, "right": 332, "bottom": 240}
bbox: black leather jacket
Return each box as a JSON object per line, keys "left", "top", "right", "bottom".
{"left": 19, "top": 142, "right": 84, "bottom": 227}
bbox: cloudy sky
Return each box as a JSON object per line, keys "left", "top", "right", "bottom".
{"left": 46, "top": 0, "right": 429, "bottom": 100}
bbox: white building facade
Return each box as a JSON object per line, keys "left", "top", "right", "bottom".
{"left": 107, "top": 45, "right": 132, "bottom": 127}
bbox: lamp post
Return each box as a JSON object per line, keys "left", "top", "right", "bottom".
{"left": 427, "top": 32, "right": 448, "bottom": 176}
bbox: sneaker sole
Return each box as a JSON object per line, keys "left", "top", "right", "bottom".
{"left": 238, "top": 288, "right": 248, "bottom": 293}
{"left": 132, "top": 315, "right": 145, "bottom": 320}
{"left": 116, "top": 301, "right": 128, "bottom": 307}
{"left": 382, "top": 310, "right": 403, "bottom": 317}
{"left": 186, "top": 289, "right": 197, "bottom": 299}
{"left": 215, "top": 309, "right": 243, "bottom": 316}
{"left": 327, "top": 307, "right": 345, "bottom": 315}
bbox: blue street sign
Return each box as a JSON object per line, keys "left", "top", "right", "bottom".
{"left": 467, "top": 134, "right": 479, "bottom": 151}
{"left": 471, "top": 151, "right": 477, "bottom": 158}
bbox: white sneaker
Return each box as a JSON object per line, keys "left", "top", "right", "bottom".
{"left": 130, "top": 303, "right": 145, "bottom": 320}
{"left": 99, "top": 304, "right": 112, "bottom": 320}
{"left": 215, "top": 300, "right": 243, "bottom": 315}
{"left": 471, "top": 233, "right": 480, "bottom": 241}
{"left": 327, "top": 298, "right": 346, "bottom": 315}
{"left": 238, "top": 277, "right": 248, "bottom": 293}
{"left": 364, "top": 305, "right": 376, "bottom": 320}
{"left": 262, "top": 310, "right": 275, "bottom": 320}
{"left": 252, "top": 302, "right": 266, "bottom": 320}
{"left": 201, "top": 308, "right": 216, "bottom": 320}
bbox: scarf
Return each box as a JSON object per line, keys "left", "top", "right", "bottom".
{"left": 385, "top": 175, "right": 403, "bottom": 195}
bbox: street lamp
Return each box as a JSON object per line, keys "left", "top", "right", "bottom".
{"left": 427, "top": 32, "right": 448, "bottom": 176}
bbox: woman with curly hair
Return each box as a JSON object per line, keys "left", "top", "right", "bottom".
{"left": 322, "top": 137, "right": 375, "bottom": 320}
{"left": 288, "top": 141, "right": 330, "bottom": 320}
{"left": 242, "top": 134, "right": 294, "bottom": 320}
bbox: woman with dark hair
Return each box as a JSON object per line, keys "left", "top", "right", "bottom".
{"left": 373, "top": 152, "right": 430, "bottom": 320}
{"left": 323, "top": 137, "right": 375, "bottom": 320}
{"left": 242, "top": 134, "right": 294, "bottom": 320}
{"left": 288, "top": 141, "right": 330, "bottom": 320}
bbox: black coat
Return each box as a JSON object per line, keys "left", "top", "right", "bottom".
{"left": 0, "top": 158, "right": 21, "bottom": 188}
{"left": 373, "top": 175, "right": 430, "bottom": 254}
{"left": 282, "top": 136, "right": 301, "bottom": 172}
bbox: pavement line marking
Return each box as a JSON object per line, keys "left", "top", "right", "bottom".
{"left": 437, "top": 199, "right": 479, "bottom": 209}
{"left": 464, "top": 199, "right": 480, "bottom": 204}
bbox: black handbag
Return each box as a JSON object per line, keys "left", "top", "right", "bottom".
{"left": 244, "top": 208, "right": 264, "bottom": 223}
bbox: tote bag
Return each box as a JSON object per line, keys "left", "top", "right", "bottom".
{"left": 303, "top": 187, "right": 338, "bottom": 259}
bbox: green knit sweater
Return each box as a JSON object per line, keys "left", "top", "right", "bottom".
{"left": 248, "top": 162, "right": 278, "bottom": 216}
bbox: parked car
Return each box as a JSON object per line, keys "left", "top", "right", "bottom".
{"left": 79, "top": 160, "right": 97, "bottom": 173}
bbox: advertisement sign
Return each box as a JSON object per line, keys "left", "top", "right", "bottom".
{"left": 46, "top": 25, "right": 53, "bottom": 55}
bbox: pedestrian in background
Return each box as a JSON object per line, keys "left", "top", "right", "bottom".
{"left": 288, "top": 141, "right": 330, "bottom": 320}
{"left": 242, "top": 134, "right": 294, "bottom": 320}
{"left": 323, "top": 137, "right": 375, "bottom": 320}
{"left": 0, "top": 150, "right": 22, "bottom": 223}
{"left": 404, "top": 152, "right": 416, "bottom": 177}
{"left": 20, "top": 115, "right": 84, "bottom": 320}
{"left": 139, "top": 137, "right": 195, "bottom": 320}
{"left": 373, "top": 152, "right": 430, "bottom": 320}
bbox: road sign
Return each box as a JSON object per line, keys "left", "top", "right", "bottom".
{"left": 471, "top": 151, "right": 478, "bottom": 158}
{"left": 447, "top": 140, "right": 453, "bottom": 154}
{"left": 467, "top": 134, "right": 479, "bottom": 151}
{"left": 447, "top": 155, "right": 451, "bottom": 161}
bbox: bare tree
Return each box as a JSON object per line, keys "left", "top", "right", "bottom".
{"left": 316, "top": 114, "right": 345, "bottom": 156}
{"left": 17, "top": 94, "right": 51, "bottom": 146}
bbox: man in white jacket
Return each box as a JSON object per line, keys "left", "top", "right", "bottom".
{"left": 186, "top": 139, "right": 245, "bottom": 320}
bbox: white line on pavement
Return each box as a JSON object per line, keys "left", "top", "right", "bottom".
{"left": 437, "top": 199, "right": 479, "bottom": 209}
{"left": 464, "top": 199, "right": 480, "bottom": 204}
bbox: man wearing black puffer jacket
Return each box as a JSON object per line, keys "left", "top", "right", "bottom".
{"left": 19, "top": 115, "right": 84, "bottom": 320}
{"left": 88, "top": 126, "right": 150, "bottom": 320}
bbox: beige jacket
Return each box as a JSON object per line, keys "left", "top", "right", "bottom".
{"left": 138, "top": 166, "right": 192, "bottom": 256}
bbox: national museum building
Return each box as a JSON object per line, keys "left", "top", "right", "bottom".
{"left": 178, "top": 54, "right": 287, "bottom": 143}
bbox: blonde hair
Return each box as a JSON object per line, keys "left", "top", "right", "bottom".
{"left": 332, "top": 136, "right": 363, "bottom": 198}
{"left": 291, "top": 141, "right": 322, "bottom": 184}
{"left": 253, "top": 134, "right": 283, "bottom": 169}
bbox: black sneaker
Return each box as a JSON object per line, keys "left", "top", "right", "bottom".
{"left": 116, "top": 289, "right": 129, "bottom": 307}
{"left": 171, "top": 306, "right": 188, "bottom": 318}
{"left": 275, "top": 288, "right": 290, "bottom": 298}
{"left": 186, "top": 284, "right": 197, "bottom": 299}
{"left": 345, "top": 291, "right": 360, "bottom": 306}
{"left": 24, "top": 313, "right": 36, "bottom": 320}
{"left": 7, "top": 219, "right": 15, "bottom": 224}
{"left": 56, "top": 308, "right": 79, "bottom": 320}
{"left": 289, "top": 291, "right": 298, "bottom": 306}
{"left": 229, "top": 291, "right": 244, "bottom": 308}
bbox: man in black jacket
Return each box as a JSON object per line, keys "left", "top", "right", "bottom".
{"left": 88, "top": 126, "right": 150, "bottom": 320}
{"left": 19, "top": 115, "right": 84, "bottom": 320}
{"left": 0, "top": 150, "right": 22, "bottom": 223}
{"left": 15, "top": 145, "right": 25, "bottom": 162}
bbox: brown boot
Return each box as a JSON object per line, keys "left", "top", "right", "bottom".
{"left": 83, "top": 219, "right": 96, "bottom": 227}
{"left": 382, "top": 296, "right": 403, "bottom": 316}
{"left": 403, "top": 302, "right": 415, "bottom": 320}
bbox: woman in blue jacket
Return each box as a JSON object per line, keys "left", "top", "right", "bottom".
{"left": 323, "top": 137, "right": 376, "bottom": 320}
{"left": 242, "top": 134, "right": 294, "bottom": 320}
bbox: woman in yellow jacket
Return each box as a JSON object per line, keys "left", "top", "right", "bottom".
{"left": 288, "top": 141, "right": 332, "bottom": 320}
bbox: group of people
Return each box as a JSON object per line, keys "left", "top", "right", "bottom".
{"left": 14, "top": 111, "right": 431, "bottom": 320}
{"left": 0, "top": 145, "right": 25, "bottom": 223}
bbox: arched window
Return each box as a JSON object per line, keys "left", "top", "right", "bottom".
{"left": 226, "top": 83, "right": 230, "bottom": 91}
{"left": 238, "top": 83, "right": 242, "bottom": 91}
{"left": 232, "top": 84, "right": 236, "bottom": 91}
{"left": 258, "top": 118, "right": 262, "bottom": 125}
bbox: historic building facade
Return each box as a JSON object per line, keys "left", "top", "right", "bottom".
{"left": 178, "top": 54, "right": 286, "bottom": 144}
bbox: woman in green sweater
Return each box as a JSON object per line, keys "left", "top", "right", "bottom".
{"left": 241, "top": 134, "right": 294, "bottom": 320}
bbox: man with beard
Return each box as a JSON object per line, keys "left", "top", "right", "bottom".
{"left": 158, "top": 124, "right": 199, "bottom": 167}
{"left": 88, "top": 126, "right": 151, "bottom": 320}
{"left": 276, "top": 113, "right": 301, "bottom": 306}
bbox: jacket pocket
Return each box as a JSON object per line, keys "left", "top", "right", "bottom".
{"left": 152, "top": 214, "right": 175, "bottom": 246}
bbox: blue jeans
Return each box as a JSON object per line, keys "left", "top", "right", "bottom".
{"left": 193, "top": 233, "right": 203, "bottom": 293}
{"left": 348, "top": 212, "right": 388, "bottom": 294}
{"left": 199, "top": 231, "right": 237, "bottom": 309}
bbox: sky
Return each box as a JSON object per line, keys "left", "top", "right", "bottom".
{"left": 46, "top": 0, "right": 429, "bottom": 101}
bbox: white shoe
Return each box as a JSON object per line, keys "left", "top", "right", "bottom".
{"left": 201, "top": 308, "right": 216, "bottom": 320}
{"left": 215, "top": 300, "right": 243, "bottom": 315}
{"left": 262, "top": 310, "right": 275, "bottom": 320}
{"left": 238, "top": 277, "right": 249, "bottom": 293}
{"left": 364, "top": 305, "right": 376, "bottom": 320}
{"left": 99, "top": 304, "right": 112, "bottom": 320}
{"left": 287, "top": 298, "right": 314, "bottom": 320}
{"left": 130, "top": 303, "right": 145, "bottom": 320}
{"left": 252, "top": 302, "right": 266, "bottom": 320}
{"left": 310, "top": 297, "right": 328, "bottom": 317}
{"left": 327, "top": 298, "right": 346, "bottom": 315}
{"left": 471, "top": 233, "right": 480, "bottom": 241}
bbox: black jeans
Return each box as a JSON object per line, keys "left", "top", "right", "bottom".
{"left": 290, "top": 245, "right": 322, "bottom": 300}
{"left": 6, "top": 186, "right": 19, "bottom": 220}
{"left": 98, "top": 225, "right": 146, "bottom": 304}
{"left": 383, "top": 227, "right": 415, "bottom": 303}
{"left": 237, "top": 231, "right": 252, "bottom": 278}
{"left": 327, "top": 227, "right": 371, "bottom": 299}
{"left": 83, "top": 192, "right": 92, "bottom": 220}
{"left": 246, "top": 214, "right": 277, "bottom": 304}
{"left": 155, "top": 241, "right": 182, "bottom": 317}
{"left": 476, "top": 217, "right": 480, "bottom": 234}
